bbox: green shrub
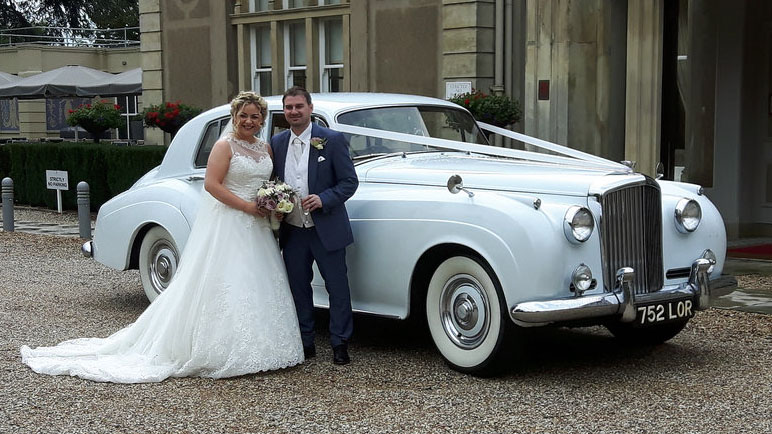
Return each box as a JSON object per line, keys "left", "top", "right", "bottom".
{"left": 0, "top": 142, "right": 166, "bottom": 211}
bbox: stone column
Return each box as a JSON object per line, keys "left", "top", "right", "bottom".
{"left": 139, "top": 0, "right": 165, "bottom": 145}
{"left": 442, "top": 0, "right": 495, "bottom": 95}
{"left": 624, "top": 0, "right": 664, "bottom": 177}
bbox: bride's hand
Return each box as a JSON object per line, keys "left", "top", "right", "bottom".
{"left": 243, "top": 201, "right": 269, "bottom": 217}
{"left": 273, "top": 211, "right": 284, "bottom": 222}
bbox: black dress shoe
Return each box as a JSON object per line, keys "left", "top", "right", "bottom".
{"left": 303, "top": 345, "right": 316, "bottom": 359}
{"left": 332, "top": 344, "right": 350, "bottom": 365}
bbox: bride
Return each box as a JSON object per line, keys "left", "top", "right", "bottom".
{"left": 20, "top": 91, "right": 304, "bottom": 383}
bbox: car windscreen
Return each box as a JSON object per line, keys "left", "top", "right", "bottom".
{"left": 337, "top": 106, "right": 488, "bottom": 151}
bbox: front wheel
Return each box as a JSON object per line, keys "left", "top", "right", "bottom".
{"left": 606, "top": 319, "right": 689, "bottom": 345}
{"left": 138, "top": 226, "right": 180, "bottom": 302}
{"left": 425, "top": 255, "right": 511, "bottom": 375}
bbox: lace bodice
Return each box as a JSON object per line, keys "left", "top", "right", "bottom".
{"left": 224, "top": 134, "right": 273, "bottom": 201}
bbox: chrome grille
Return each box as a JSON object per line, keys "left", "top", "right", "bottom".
{"left": 598, "top": 179, "right": 663, "bottom": 295}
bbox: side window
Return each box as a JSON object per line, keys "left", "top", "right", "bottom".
{"left": 268, "top": 111, "right": 328, "bottom": 140}
{"left": 194, "top": 117, "right": 229, "bottom": 168}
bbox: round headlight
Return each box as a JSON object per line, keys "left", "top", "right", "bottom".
{"left": 564, "top": 206, "right": 594, "bottom": 243}
{"left": 571, "top": 264, "right": 593, "bottom": 294}
{"left": 675, "top": 199, "right": 702, "bottom": 233}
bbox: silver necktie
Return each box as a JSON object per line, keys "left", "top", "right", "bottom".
{"left": 292, "top": 137, "right": 304, "bottom": 163}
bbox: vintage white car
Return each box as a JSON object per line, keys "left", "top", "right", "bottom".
{"left": 83, "top": 93, "right": 736, "bottom": 374}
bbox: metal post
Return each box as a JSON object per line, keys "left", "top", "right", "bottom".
{"left": 2, "top": 177, "right": 13, "bottom": 232}
{"left": 77, "top": 181, "right": 91, "bottom": 239}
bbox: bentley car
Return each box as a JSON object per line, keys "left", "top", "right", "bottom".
{"left": 82, "top": 93, "right": 737, "bottom": 374}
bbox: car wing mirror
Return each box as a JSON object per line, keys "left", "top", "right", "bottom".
{"left": 447, "top": 174, "right": 474, "bottom": 197}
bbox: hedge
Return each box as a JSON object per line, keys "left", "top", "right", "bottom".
{"left": 0, "top": 142, "right": 167, "bottom": 211}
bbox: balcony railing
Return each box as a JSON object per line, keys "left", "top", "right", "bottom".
{"left": 0, "top": 26, "right": 140, "bottom": 48}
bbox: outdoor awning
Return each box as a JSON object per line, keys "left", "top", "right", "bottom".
{"left": 0, "top": 65, "right": 114, "bottom": 99}
{"left": 0, "top": 71, "right": 20, "bottom": 85}
{"left": 78, "top": 67, "right": 142, "bottom": 97}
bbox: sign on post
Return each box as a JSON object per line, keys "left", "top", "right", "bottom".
{"left": 46, "top": 170, "right": 68, "bottom": 213}
{"left": 445, "top": 81, "right": 472, "bottom": 99}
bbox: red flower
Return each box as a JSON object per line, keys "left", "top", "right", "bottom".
{"left": 114, "top": 104, "right": 121, "bottom": 110}
{"left": 86, "top": 104, "right": 91, "bottom": 108}
{"left": 164, "top": 112, "right": 175, "bottom": 119}
{"left": 464, "top": 98, "right": 470, "bottom": 105}
{"left": 147, "top": 111, "right": 158, "bottom": 119}
{"left": 68, "top": 109, "right": 74, "bottom": 113}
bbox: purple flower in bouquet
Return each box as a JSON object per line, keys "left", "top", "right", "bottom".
{"left": 256, "top": 180, "right": 297, "bottom": 214}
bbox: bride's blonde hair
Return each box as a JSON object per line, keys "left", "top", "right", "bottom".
{"left": 230, "top": 91, "right": 268, "bottom": 129}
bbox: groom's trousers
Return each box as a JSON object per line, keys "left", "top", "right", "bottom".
{"left": 282, "top": 225, "right": 353, "bottom": 348}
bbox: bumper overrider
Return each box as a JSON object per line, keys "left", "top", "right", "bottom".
{"left": 510, "top": 258, "right": 738, "bottom": 326}
{"left": 82, "top": 240, "right": 93, "bottom": 257}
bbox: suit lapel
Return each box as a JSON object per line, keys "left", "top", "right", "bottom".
{"left": 275, "top": 130, "right": 290, "bottom": 181}
{"left": 307, "top": 124, "right": 320, "bottom": 191}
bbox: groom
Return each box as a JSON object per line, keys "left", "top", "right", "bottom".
{"left": 271, "top": 87, "right": 359, "bottom": 365}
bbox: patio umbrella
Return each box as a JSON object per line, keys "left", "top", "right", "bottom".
{"left": 0, "top": 71, "right": 20, "bottom": 85}
{"left": 78, "top": 67, "right": 142, "bottom": 97}
{"left": 0, "top": 65, "right": 113, "bottom": 99}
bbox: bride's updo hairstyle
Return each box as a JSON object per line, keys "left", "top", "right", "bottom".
{"left": 230, "top": 91, "right": 268, "bottom": 129}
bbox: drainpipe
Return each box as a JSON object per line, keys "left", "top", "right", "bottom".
{"left": 504, "top": 0, "right": 513, "bottom": 98}
{"left": 493, "top": 0, "right": 505, "bottom": 96}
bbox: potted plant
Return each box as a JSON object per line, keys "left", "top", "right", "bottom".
{"left": 448, "top": 89, "right": 521, "bottom": 128}
{"left": 139, "top": 102, "right": 203, "bottom": 137}
{"left": 66, "top": 100, "right": 126, "bottom": 143}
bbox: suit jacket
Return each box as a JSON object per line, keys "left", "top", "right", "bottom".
{"left": 271, "top": 123, "right": 359, "bottom": 251}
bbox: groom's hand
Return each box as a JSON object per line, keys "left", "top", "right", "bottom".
{"left": 301, "top": 194, "right": 322, "bottom": 212}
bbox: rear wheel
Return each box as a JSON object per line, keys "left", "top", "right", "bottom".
{"left": 606, "top": 319, "right": 689, "bottom": 345}
{"left": 425, "top": 255, "right": 511, "bottom": 375}
{"left": 138, "top": 226, "right": 180, "bottom": 302}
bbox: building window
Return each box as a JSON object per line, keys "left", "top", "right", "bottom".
{"left": 284, "top": 0, "right": 314, "bottom": 9}
{"left": 116, "top": 95, "right": 139, "bottom": 140}
{"left": 251, "top": 26, "right": 272, "bottom": 96}
{"left": 248, "top": 0, "right": 270, "bottom": 12}
{"left": 285, "top": 22, "right": 307, "bottom": 89}
{"left": 319, "top": 0, "right": 341, "bottom": 4}
{"left": 320, "top": 18, "right": 343, "bottom": 92}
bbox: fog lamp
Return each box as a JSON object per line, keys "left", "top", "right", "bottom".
{"left": 571, "top": 264, "right": 593, "bottom": 295}
{"left": 702, "top": 249, "right": 716, "bottom": 274}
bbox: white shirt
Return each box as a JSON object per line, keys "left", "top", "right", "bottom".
{"left": 284, "top": 123, "right": 315, "bottom": 228}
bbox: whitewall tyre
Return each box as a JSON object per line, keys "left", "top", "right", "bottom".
{"left": 138, "top": 226, "right": 180, "bottom": 302}
{"left": 426, "top": 255, "right": 509, "bottom": 375}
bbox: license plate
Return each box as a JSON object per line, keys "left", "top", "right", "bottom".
{"left": 635, "top": 299, "right": 694, "bottom": 326}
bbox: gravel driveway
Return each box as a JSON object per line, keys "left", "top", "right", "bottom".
{"left": 1, "top": 231, "right": 771, "bottom": 433}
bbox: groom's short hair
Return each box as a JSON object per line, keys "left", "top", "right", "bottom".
{"left": 283, "top": 86, "right": 312, "bottom": 105}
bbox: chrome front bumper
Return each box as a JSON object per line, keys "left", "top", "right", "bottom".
{"left": 510, "top": 258, "right": 738, "bottom": 326}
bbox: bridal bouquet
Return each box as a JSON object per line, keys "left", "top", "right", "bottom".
{"left": 256, "top": 180, "right": 297, "bottom": 229}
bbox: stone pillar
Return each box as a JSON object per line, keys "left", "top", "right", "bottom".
{"left": 140, "top": 0, "right": 165, "bottom": 145}
{"left": 442, "top": 0, "right": 495, "bottom": 95}
{"left": 624, "top": 0, "right": 664, "bottom": 178}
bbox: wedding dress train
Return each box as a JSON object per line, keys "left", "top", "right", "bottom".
{"left": 21, "top": 134, "right": 304, "bottom": 383}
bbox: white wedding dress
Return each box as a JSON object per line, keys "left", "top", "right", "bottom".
{"left": 20, "top": 134, "right": 304, "bottom": 383}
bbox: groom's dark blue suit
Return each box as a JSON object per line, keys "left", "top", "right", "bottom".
{"left": 271, "top": 124, "right": 358, "bottom": 349}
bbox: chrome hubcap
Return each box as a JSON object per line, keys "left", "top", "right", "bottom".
{"left": 440, "top": 274, "right": 490, "bottom": 349}
{"left": 148, "top": 241, "right": 177, "bottom": 295}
